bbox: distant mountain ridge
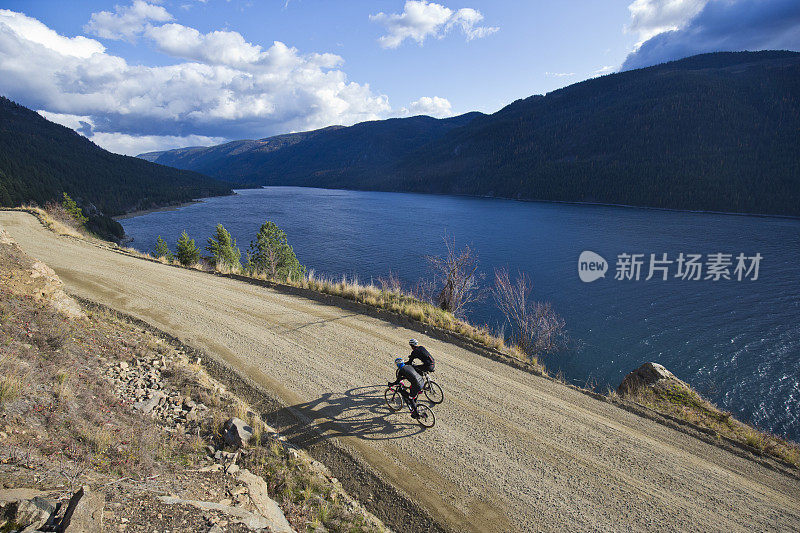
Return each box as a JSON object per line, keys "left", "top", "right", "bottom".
{"left": 0, "top": 96, "right": 232, "bottom": 218}
{"left": 141, "top": 113, "right": 484, "bottom": 185}
{"left": 141, "top": 51, "right": 800, "bottom": 216}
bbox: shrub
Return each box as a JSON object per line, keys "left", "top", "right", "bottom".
{"left": 492, "top": 267, "right": 567, "bottom": 359}
{"left": 206, "top": 224, "right": 241, "bottom": 271}
{"left": 248, "top": 221, "right": 305, "bottom": 280}
{"left": 154, "top": 235, "right": 173, "bottom": 261}
{"left": 175, "top": 231, "right": 200, "bottom": 266}
{"left": 427, "top": 235, "right": 483, "bottom": 318}
{"left": 61, "top": 192, "right": 88, "bottom": 226}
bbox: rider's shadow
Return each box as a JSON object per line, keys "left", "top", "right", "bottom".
{"left": 272, "top": 385, "right": 426, "bottom": 448}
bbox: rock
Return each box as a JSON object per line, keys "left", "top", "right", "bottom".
{"left": 0, "top": 489, "right": 57, "bottom": 531}
{"left": 225, "top": 463, "right": 240, "bottom": 475}
{"left": 617, "top": 362, "right": 680, "bottom": 396}
{"left": 133, "top": 391, "right": 166, "bottom": 413}
{"left": 223, "top": 418, "right": 254, "bottom": 448}
{"left": 236, "top": 469, "right": 295, "bottom": 533}
{"left": 59, "top": 485, "right": 104, "bottom": 532}
{"left": 158, "top": 496, "right": 271, "bottom": 530}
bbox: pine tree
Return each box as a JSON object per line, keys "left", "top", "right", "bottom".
{"left": 175, "top": 231, "right": 200, "bottom": 266}
{"left": 61, "top": 193, "right": 88, "bottom": 226}
{"left": 154, "top": 235, "right": 173, "bottom": 261}
{"left": 249, "top": 221, "right": 305, "bottom": 280}
{"left": 206, "top": 224, "right": 241, "bottom": 271}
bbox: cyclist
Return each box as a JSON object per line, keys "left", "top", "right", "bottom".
{"left": 388, "top": 357, "right": 424, "bottom": 418}
{"left": 407, "top": 338, "right": 435, "bottom": 376}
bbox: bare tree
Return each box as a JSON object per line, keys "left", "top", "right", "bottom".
{"left": 427, "top": 235, "right": 483, "bottom": 317}
{"left": 378, "top": 270, "right": 402, "bottom": 294}
{"left": 493, "top": 267, "right": 566, "bottom": 358}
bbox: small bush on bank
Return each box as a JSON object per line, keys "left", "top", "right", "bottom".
{"left": 176, "top": 230, "right": 200, "bottom": 266}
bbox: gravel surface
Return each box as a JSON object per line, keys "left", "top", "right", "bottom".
{"left": 2, "top": 211, "right": 799, "bottom": 533}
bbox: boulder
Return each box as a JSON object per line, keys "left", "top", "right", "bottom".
{"left": 223, "top": 418, "right": 254, "bottom": 448}
{"left": 59, "top": 485, "right": 104, "bottom": 532}
{"left": 237, "top": 469, "right": 295, "bottom": 533}
{"left": 617, "top": 362, "right": 680, "bottom": 396}
{"left": 134, "top": 390, "right": 166, "bottom": 413}
{"left": 0, "top": 489, "right": 57, "bottom": 531}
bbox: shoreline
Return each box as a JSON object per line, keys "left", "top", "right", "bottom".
{"left": 115, "top": 185, "right": 800, "bottom": 222}
{"left": 113, "top": 199, "right": 204, "bottom": 220}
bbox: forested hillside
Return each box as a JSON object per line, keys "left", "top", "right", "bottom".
{"left": 394, "top": 51, "right": 800, "bottom": 216}
{"left": 0, "top": 97, "right": 232, "bottom": 215}
{"left": 140, "top": 51, "right": 800, "bottom": 216}
{"left": 141, "top": 113, "right": 484, "bottom": 184}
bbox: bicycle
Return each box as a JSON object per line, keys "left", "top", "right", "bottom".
{"left": 384, "top": 384, "right": 435, "bottom": 428}
{"left": 420, "top": 371, "right": 444, "bottom": 405}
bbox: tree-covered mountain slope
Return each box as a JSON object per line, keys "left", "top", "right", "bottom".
{"left": 0, "top": 96, "right": 232, "bottom": 216}
{"left": 138, "top": 51, "right": 800, "bottom": 216}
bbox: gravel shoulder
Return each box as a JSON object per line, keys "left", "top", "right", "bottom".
{"left": 2, "top": 211, "right": 799, "bottom": 532}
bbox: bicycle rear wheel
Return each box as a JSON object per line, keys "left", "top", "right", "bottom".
{"left": 384, "top": 388, "right": 403, "bottom": 412}
{"left": 415, "top": 404, "right": 435, "bottom": 428}
{"left": 424, "top": 381, "right": 444, "bottom": 404}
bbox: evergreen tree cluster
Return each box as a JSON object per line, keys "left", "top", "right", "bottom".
{"left": 155, "top": 221, "right": 304, "bottom": 280}
{"left": 0, "top": 96, "right": 232, "bottom": 216}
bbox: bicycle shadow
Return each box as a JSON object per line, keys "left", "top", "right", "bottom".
{"left": 273, "top": 385, "right": 428, "bottom": 448}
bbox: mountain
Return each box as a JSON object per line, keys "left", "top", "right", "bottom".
{"left": 138, "top": 126, "right": 345, "bottom": 179}
{"left": 393, "top": 51, "right": 800, "bottom": 216}
{"left": 0, "top": 96, "right": 233, "bottom": 219}
{"left": 139, "top": 51, "right": 800, "bottom": 216}
{"left": 139, "top": 113, "right": 484, "bottom": 184}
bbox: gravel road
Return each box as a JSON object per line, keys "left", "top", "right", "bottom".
{"left": 2, "top": 211, "right": 798, "bottom": 532}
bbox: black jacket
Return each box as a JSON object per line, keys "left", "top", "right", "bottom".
{"left": 409, "top": 345, "right": 434, "bottom": 369}
{"left": 390, "top": 364, "right": 425, "bottom": 391}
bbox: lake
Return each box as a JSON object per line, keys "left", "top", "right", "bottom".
{"left": 120, "top": 187, "right": 800, "bottom": 441}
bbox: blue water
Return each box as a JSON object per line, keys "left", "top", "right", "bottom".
{"left": 121, "top": 187, "right": 800, "bottom": 441}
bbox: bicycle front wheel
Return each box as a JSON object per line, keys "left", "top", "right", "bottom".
{"left": 416, "top": 404, "right": 435, "bottom": 428}
{"left": 385, "top": 388, "right": 403, "bottom": 412}
{"left": 424, "top": 381, "right": 444, "bottom": 404}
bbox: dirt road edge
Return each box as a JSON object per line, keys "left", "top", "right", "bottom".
{"left": 74, "top": 296, "right": 449, "bottom": 533}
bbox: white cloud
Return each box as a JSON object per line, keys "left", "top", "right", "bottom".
{"left": 400, "top": 96, "right": 453, "bottom": 118}
{"left": 370, "top": 1, "right": 498, "bottom": 49}
{"left": 85, "top": 0, "right": 173, "bottom": 41}
{"left": 38, "top": 110, "right": 225, "bottom": 155}
{"left": 627, "top": 0, "right": 707, "bottom": 44}
{"left": 91, "top": 132, "right": 227, "bottom": 156}
{"left": 0, "top": 7, "right": 391, "bottom": 154}
{"left": 623, "top": 0, "right": 800, "bottom": 70}
{"left": 592, "top": 65, "right": 615, "bottom": 76}
{"left": 544, "top": 71, "right": 575, "bottom": 78}
{"left": 0, "top": 9, "right": 104, "bottom": 58}
{"left": 144, "top": 23, "right": 264, "bottom": 65}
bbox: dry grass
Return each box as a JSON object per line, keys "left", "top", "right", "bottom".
{"left": 0, "top": 355, "right": 25, "bottom": 406}
{"left": 17, "top": 207, "right": 550, "bottom": 373}
{"left": 290, "top": 271, "right": 547, "bottom": 374}
{"left": 627, "top": 379, "right": 799, "bottom": 468}
{"left": 17, "top": 205, "right": 84, "bottom": 238}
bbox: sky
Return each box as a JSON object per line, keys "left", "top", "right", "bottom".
{"left": 0, "top": 0, "right": 798, "bottom": 155}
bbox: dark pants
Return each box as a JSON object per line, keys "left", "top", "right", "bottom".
{"left": 400, "top": 384, "right": 421, "bottom": 415}
{"left": 412, "top": 363, "right": 434, "bottom": 376}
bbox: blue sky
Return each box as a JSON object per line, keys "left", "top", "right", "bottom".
{"left": 0, "top": 0, "right": 797, "bottom": 155}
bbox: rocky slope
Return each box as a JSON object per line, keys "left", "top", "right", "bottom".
{"left": 0, "top": 228, "right": 389, "bottom": 533}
